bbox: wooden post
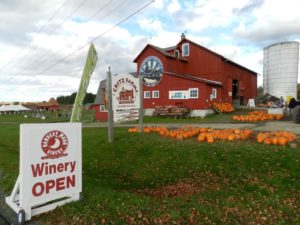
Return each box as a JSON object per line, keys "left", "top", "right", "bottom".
{"left": 139, "top": 72, "right": 144, "bottom": 133}
{"left": 107, "top": 67, "right": 114, "bottom": 142}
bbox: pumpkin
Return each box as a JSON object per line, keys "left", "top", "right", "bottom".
{"left": 271, "top": 137, "right": 278, "bottom": 145}
{"left": 278, "top": 137, "right": 287, "bottom": 146}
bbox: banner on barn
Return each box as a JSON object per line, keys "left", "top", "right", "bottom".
{"left": 6, "top": 123, "right": 82, "bottom": 222}
{"left": 111, "top": 73, "right": 140, "bottom": 123}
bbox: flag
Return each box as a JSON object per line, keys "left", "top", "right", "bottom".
{"left": 70, "top": 44, "right": 98, "bottom": 122}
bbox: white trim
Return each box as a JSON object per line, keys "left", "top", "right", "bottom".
{"left": 100, "top": 105, "right": 107, "bottom": 112}
{"left": 169, "top": 90, "right": 189, "bottom": 99}
{"left": 144, "top": 91, "right": 151, "bottom": 99}
{"left": 182, "top": 43, "right": 189, "bottom": 57}
{"left": 212, "top": 88, "right": 217, "bottom": 99}
{"left": 152, "top": 90, "right": 159, "bottom": 98}
{"left": 189, "top": 88, "right": 198, "bottom": 98}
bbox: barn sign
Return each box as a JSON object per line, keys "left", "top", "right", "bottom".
{"left": 112, "top": 73, "right": 140, "bottom": 123}
{"left": 139, "top": 56, "right": 163, "bottom": 87}
{"left": 6, "top": 123, "right": 82, "bottom": 223}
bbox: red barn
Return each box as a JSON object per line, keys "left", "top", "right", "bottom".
{"left": 94, "top": 34, "right": 257, "bottom": 120}
{"left": 133, "top": 33, "right": 257, "bottom": 117}
{"left": 93, "top": 79, "right": 108, "bottom": 121}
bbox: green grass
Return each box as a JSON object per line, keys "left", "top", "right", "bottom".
{"left": 0, "top": 125, "right": 299, "bottom": 224}
{"left": 142, "top": 108, "right": 267, "bottom": 124}
{"left": 0, "top": 110, "right": 95, "bottom": 124}
{"left": 143, "top": 113, "right": 235, "bottom": 123}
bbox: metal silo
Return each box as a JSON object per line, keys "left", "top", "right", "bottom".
{"left": 263, "top": 41, "right": 299, "bottom": 98}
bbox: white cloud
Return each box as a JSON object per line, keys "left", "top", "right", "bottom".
{"left": 167, "top": 0, "right": 181, "bottom": 14}
{"left": 180, "top": 0, "right": 250, "bottom": 32}
{"left": 0, "top": 0, "right": 298, "bottom": 102}
{"left": 234, "top": 0, "right": 300, "bottom": 43}
{"left": 152, "top": 0, "right": 165, "bottom": 9}
{"left": 0, "top": 0, "right": 153, "bottom": 102}
{"left": 137, "top": 18, "right": 164, "bottom": 33}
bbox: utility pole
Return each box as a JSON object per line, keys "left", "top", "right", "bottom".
{"left": 139, "top": 72, "right": 144, "bottom": 133}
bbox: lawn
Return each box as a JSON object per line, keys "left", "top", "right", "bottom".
{"left": 0, "top": 125, "right": 299, "bottom": 224}
{"left": 0, "top": 110, "right": 95, "bottom": 124}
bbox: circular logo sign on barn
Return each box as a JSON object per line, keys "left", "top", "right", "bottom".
{"left": 139, "top": 56, "right": 163, "bottom": 87}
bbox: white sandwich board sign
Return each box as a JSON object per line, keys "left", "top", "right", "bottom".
{"left": 6, "top": 123, "right": 82, "bottom": 223}
{"left": 247, "top": 99, "right": 255, "bottom": 108}
{"left": 112, "top": 73, "right": 140, "bottom": 123}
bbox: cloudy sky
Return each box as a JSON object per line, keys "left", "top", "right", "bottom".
{"left": 0, "top": 0, "right": 299, "bottom": 102}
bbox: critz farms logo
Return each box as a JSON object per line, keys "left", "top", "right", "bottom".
{"left": 41, "top": 130, "right": 68, "bottom": 159}
{"left": 113, "top": 77, "right": 138, "bottom": 104}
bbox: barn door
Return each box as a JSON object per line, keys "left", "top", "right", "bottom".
{"left": 227, "top": 78, "right": 232, "bottom": 103}
{"left": 238, "top": 80, "right": 244, "bottom": 105}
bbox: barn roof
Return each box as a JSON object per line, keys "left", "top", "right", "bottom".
{"left": 133, "top": 44, "right": 188, "bottom": 62}
{"left": 134, "top": 38, "right": 257, "bottom": 75}
{"left": 165, "top": 72, "right": 222, "bottom": 86}
{"left": 177, "top": 37, "right": 258, "bottom": 75}
{"left": 94, "top": 80, "right": 106, "bottom": 105}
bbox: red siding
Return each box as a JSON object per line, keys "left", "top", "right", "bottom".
{"left": 135, "top": 40, "right": 257, "bottom": 107}
{"left": 143, "top": 74, "right": 212, "bottom": 109}
{"left": 94, "top": 105, "right": 108, "bottom": 121}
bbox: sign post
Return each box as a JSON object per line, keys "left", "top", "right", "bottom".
{"left": 107, "top": 68, "right": 114, "bottom": 143}
{"left": 6, "top": 123, "right": 82, "bottom": 223}
{"left": 139, "top": 72, "right": 144, "bottom": 133}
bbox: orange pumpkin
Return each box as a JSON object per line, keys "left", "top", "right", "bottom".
{"left": 278, "top": 137, "right": 287, "bottom": 146}
{"left": 271, "top": 137, "right": 278, "bottom": 145}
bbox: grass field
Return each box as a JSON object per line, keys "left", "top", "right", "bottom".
{"left": 0, "top": 110, "right": 95, "bottom": 124}
{"left": 0, "top": 124, "right": 299, "bottom": 224}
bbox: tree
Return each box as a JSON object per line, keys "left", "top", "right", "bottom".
{"left": 56, "top": 92, "right": 96, "bottom": 104}
{"left": 257, "top": 86, "right": 264, "bottom": 97}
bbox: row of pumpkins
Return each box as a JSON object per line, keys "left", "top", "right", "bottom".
{"left": 232, "top": 110, "right": 284, "bottom": 122}
{"left": 128, "top": 126, "right": 297, "bottom": 146}
{"left": 213, "top": 103, "right": 284, "bottom": 122}
{"left": 212, "top": 102, "right": 234, "bottom": 113}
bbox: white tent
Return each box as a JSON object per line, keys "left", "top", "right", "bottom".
{"left": 0, "top": 104, "right": 31, "bottom": 112}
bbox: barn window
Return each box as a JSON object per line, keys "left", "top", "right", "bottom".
{"left": 189, "top": 88, "right": 198, "bottom": 98}
{"left": 212, "top": 88, "right": 217, "bottom": 99}
{"left": 100, "top": 105, "right": 107, "bottom": 112}
{"left": 144, "top": 91, "right": 151, "bottom": 99}
{"left": 169, "top": 91, "right": 189, "bottom": 99}
{"left": 152, "top": 90, "right": 159, "bottom": 98}
{"left": 174, "top": 50, "right": 180, "bottom": 58}
{"left": 182, "top": 43, "right": 189, "bottom": 57}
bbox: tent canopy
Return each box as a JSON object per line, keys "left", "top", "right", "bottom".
{"left": 0, "top": 104, "right": 31, "bottom": 112}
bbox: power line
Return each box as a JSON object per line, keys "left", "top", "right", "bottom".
{"left": 2, "top": 0, "right": 88, "bottom": 74}
{"left": 24, "top": 0, "right": 118, "bottom": 72}
{"left": 0, "top": 0, "right": 69, "bottom": 74}
{"left": 36, "top": 0, "right": 155, "bottom": 76}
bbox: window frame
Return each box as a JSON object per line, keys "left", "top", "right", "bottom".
{"left": 100, "top": 105, "right": 107, "bottom": 112}
{"left": 211, "top": 88, "right": 217, "bottom": 99}
{"left": 189, "top": 88, "right": 198, "bottom": 99}
{"left": 144, "top": 91, "right": 151, "bottom": 99}
{"left": 152, "top": 90, "right": 160, "bottom": 98}
{"left": 169, "top": 90, "right": 189, "bottom": 99}
{"left": 182, "top": 43, "right": 190, "bottom": 57}
{"left": 174, "top": 50, "right": 180, "bottom": 58}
